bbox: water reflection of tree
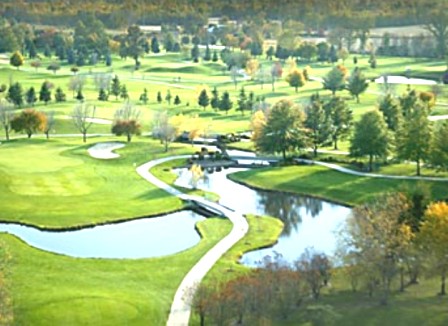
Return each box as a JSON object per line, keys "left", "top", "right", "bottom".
{"left": 257, "top": 191, "right": 323, "bottom": 236}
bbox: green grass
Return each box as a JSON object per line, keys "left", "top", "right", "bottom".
{"left": 229, "top": 165, "right": 448, "bottom": 206}
{"left": 3, "top": 216, "right": 233, "bottom": 325}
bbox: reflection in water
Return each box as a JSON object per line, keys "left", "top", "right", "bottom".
{"left": 258, "top": 192, "right": 323, "bottom": 236}
{"left": 174, "top": 167, "right": 350, "bottom": 266}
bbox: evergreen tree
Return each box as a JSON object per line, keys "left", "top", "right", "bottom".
{"left": 67, "top": 48, "right": 75, "bottom": 64}
{"left": 111, "top": 75, "right": 121, "bottom": 100}
{"left": 44, "top": 44, "right": 52, "bottom": 58}
{"left": 25, "top": 87, "right": 37, "bottom": 106}
{"left": 28, "top": 42, "right": 37, "bottom": 59}
{"left": 237, "top": 87, "right": 248, "bottom": 115}
{"left": 165, "top": 90, "right": 172, "bottom": 105}
{"left": 151, "top": 36, "right": 160, "bottom": 53}
{"left": 219, "top": 91, "right": 233, "bottom": 115}
{"left": 39, "top": 82, "right": 52, "bottom": 105}
{"left": 139, "top": 88, "right": 148, "bottom": 104}
{"left": 191, "top": 44, "right": 199, "bottom": 62}
{"left": 157, "top": 91, "right": 163, "bottom": 104}
{"left": 350, "top": 110, "right": 390, "bottom": 172}
{"left": 211, "top": 87, "right": 219, "bottom": 110}
{"left": 120, "top": 84, "right": 129, "bottom": 101}
{"left": 247, "top": 91, "right": 255, "bottom": 112}
{"left": 105, "top": 52, "right": 112, "bottom": 66}
{"left": 55, "top": 87, "right": 66, "bottom": 102}
{"left": 198, "top": 89, "right": 210, "bottom": 110}
{"left": 75, "top": 89, "right": 84, "bottom": 102}
{"left": 172, "top": 42, "right": 181, "bottom": 52}
{"left": 379, "top": 94, "right": 401, "bottom": 131}
{"left": 76, "top": 53, "right": 85, "bottom": 66}
{"left": 204, "top": 45, "right": 211, "bottom": 61}
{"left": 430, "top": 121, "right": 448, "bottom": 171}
{"left": 174, "top": 95, "right": 181, "bottom": 105}
{"left": 7, "top": 82, "right": 23, "bottom": 107}
{"left": 212, "top": 51, "right": 219, "bottom": 62}
{"left": 98, "top": 88, "right": 108, "bottom": 101}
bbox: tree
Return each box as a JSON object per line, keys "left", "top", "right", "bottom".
{"left": 218, "top": 91, "right": 232, "bottom": 115}
{"left": 237, "top": 87, "right": 248, "bottom": 116}
{"left": 10, "top": 51, "right": 24, "bottom": 70}
{"left": 297, "top": 42, "right": 317, "bottom": 62}
{"left": 198, "top": 89, "right": 209, "bottom": 110}
{"left": 396, "top": 103, "right": 432, "bottom": 176}
{"left": 286, "top": 69, "right": 306, "bottom": 93}
{"left": 72, "top": 103, "right": 96, "bottom": 143}
{"left": 341, "top": 193, "right": 413, "bottom": 304}
{"left": 152, "top": 111, "right": 183, "bottom": 152}
{"left": 157, "top": 91, "right": 162, "bottom": 104}
{"left": 120, "top": 85, "right": 129, "bottom": 101}
{"left": 112, "top": 102, "right": 141, "bottom": 142}
{"left": 25, "top": 87, "right": 37, "bottom": 106}
{"left": 419, "top": 202, "right": 448, "bottom": 295}
{"left": 39, "top": 81, "right": 52, "bottom": 105}
{"left": 304, "top": 94, "right": 330, "bottom": 157}
{"left": 98, "top": 88, "right": 108, "bottom": 101}
{"left": 347, "top": 68, "right": 369, "bottom": 103}
{"left": 165, "top": 90, "right": 172, "bottom": 105}
{"left": 7, "top": 82, "right": 23, "bottom": 107}
{"left": 174, "top": 95, "right": 181, "bottom": 105}
{"left": 255, "top": 99, "right": 308, "bottom": 160}
{"left": 350, "top": 110, "right": 390, "bottom": 172}
{"left": 379, "top": 94, "right": 401, "bottom": 131}
{"left": 210, "top": 87, "right": 219, "bottom": 110}
{"left": 430, "top": 121, "right": 448, "bottom": 171}
{"left": 324, "top": 97, "right": 353, "bottom": 150}
{"left": 245, "top": 59, "right": 259, "bottom": 80}
{"left": 271, "top": 62, "right": 283, "bottom": 91}
{"left": 424, "top": 6, "right": 448, "bottom": 58}
{"left": 11, "top": 109, "right": 46, "bottom": 138}
{"left": 323, "top": 66, "right": 346, "bottom": 95}
{"left": 151, "top": 36, "right": 160, "bottom": 53}
{"left": 125, "top": 25, "right": 145, "bottom": 69}
{"left": 54, "top": 87, "right": 66, "bottom": 102}
{"left": 212, "top": 51, "right": 219, "bottom": 62}
{"left": 110, "top": 75, "right": 121, "bottom": 100}
{"left": 47, "top": 62, "right": 60, "bottom": 74}
{"left": 43, "top": 111, "right": 56, "bottom": 139}
{"left": 203, "top": 45, "right": 211, "bottom": 61}
{"left": 251, "top": 109, "right": 268, "bottom": 144}
{"left": 0, "top": 101, "right": 13, "bottom": 141}
{"left": 30, "top": 60, "right": 41, "bottom": 71}
{"left": 139, "top": 88, "right": 148, "bottom": 104}
{"left": 68, "top": 75, "right": 86, "bottom": 99}
{"left": 75, "top": 89, "right": 84, "bottom": 102}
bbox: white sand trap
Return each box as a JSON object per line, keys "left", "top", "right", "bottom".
{"left": 429, "top": 115, "right": 448, "bottom": 121}
{"left": 375, "top": 75, "right": 437, "bottom": 85}
{"left": 88, "top": 142, "right": 125, "bottom": 159}
{"left": 61, "top": 115, "right": 113, "bottom": 125}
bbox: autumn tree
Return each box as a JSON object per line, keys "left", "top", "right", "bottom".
{"left": 198, "top": 89, "right": 209, "bottom": 110}
{"left": 72, "top": 103, "right": 96, "bottom": 143}
{"left": 10, "top": 51, "right": 24, "bottom": 70}
{"left": 286, "top": 69, "right": 306, "bottom": 93}
{"left": 270, "top": 62, "right": 283, "bottom": 91}
{"left": 112, "top": 103, "right": 141, "bottom": 142}
{"left": 419, "top": 202, "right": 448, "bottom": 295}
{"left": 341, "top": 193, "right": 413, "bottom": 304}
{"left": 250, "top": 109, "right": 268, "bottom": 144}
{"left": 256, "top": 99, "right": 308, "bottom": 160}
{"left": 304, "top": 93, "right": 330, "bottom": 157}
{"left": 350, "top": 110, "right": 390, "bottom": 172}
{"left": 245, "top": 58, "right": 259, "bottom": 80}
{"left": 0, "top": 101, "right": 13, "bottom": 141}
{"left": 324, "top": 96, "right": 353, "bottom": 150}
{"left": 11, "top": 109, "right": 46, "bottom": 138}
{"left": 152, "top": 111, "right": 184, "bottom": 152}
{"left": 347, "top": 68, "right": 369, "bottom": 103}
{"left": 396, "top": 103, "right": 432, "bottom": 176}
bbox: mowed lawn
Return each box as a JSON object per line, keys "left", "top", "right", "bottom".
{"left": 229, "top": 165, "right": 448, "bottom": 206}
{"left": 0, "top": 137, "right": 190, "bottom": 228}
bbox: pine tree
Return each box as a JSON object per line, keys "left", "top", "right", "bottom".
{"left": 75, "top": 89, "right": 84, "bottom": 102}
{"left": 219, "top": 91, "right": 233, "bottom": 115}
{"left": 237, "top": 87, "right": 247, "bottom": 115}
{"left": 25, "top": 87, "right": 37, "bottom": 106}
{"left": 55, "top": 87, "right": 66, "bottom": 102}
{"left": 211, "top": 87, "right": 219, "bottom": 110}
{"left": 204, "top": 45, "right": 211, "bottom": 61}
{"left": 120, "top": 84, "right": 129, "bottom": 101}
{"left": 157, "top": 91, "right": 163, "bottom": 104}
{"left": 347, "top": 68, "right": 369, "bottom": 103}
{"left": 139, "top": 88, "right": 148, "bottom": 104}
{"left": 111, "top": 75, "right": 121, "bottom": 100}
{"left": 151, "top": 36, "right": 160, "bottom": 53}
{"left": 7, "top": 82, "right": 24, "bottom": 107}
{"left": 174, "top": 95, "right": 181, "bottom": 105}
{"left": 165, "top": 90, "right": 172, "bottom": 105}
{"left": 98, "top": 88, "right": 108, "bottom": 101}
{"left": 198, "top": 89, "right": 210, "bottom": 110}
{"left": 212, "top": 51, "right": 219, "bottom": 62}
{"left": 39, "top": 82, "right": 52, "bottom": 105}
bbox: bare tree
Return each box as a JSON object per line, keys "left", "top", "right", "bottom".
{"left": 72, "top": 103, "right": 96, "bottom": 143}
{"left": 93, "top": 73, "right": 113, "bottom": 91}
{"left": 43, "top": 111, "right": 56, "bottom": 139}
{"left": 152, "top": 111, "right": 182, "bottom": 152}
{"left": 68, "top": 75, "right": 86, "bottom": 98}
{"left": 0, "top": 101, "right": 13, "bottom": 141}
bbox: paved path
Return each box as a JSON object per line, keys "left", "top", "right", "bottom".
{"left": 87, "top": 142, "right": 125, "bottom": 159}
{"left": 136, "top": 156, "right": 249, "bottom": 326}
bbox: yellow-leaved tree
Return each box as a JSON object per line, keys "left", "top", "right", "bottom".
{"left": 419, "top": 201, "right": 448, "bottom": 295}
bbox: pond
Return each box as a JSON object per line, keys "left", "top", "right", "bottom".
{"left": 0, "top": 210, "right": 205, "bottom": 259}
{"left": 174, "top": 167, "right": 351, "bottom": 267}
